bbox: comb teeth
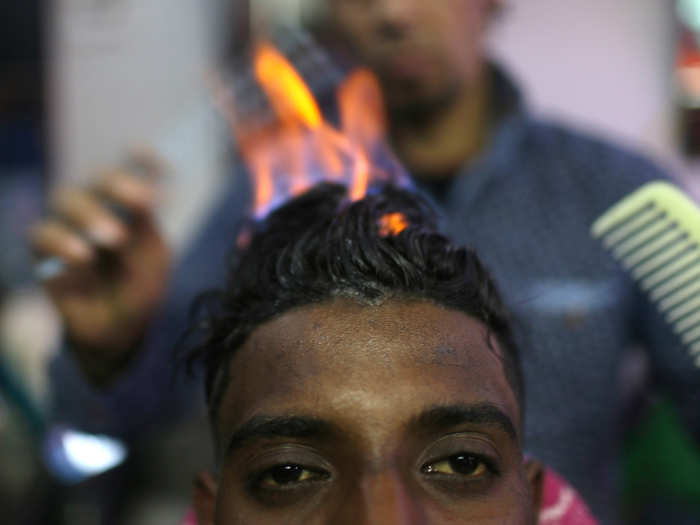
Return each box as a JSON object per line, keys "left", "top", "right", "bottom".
{"left": 692, "top": 341, "right": 700, "bottom": 356}
{"left": 592, "top": 181, "right": 700, "bottom": 368}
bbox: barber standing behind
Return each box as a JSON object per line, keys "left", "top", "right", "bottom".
{"left": 31, "top": 1, "right": 700, "bottom": 523}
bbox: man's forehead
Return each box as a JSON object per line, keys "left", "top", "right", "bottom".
{"left": 239, "top": 299, "right": 499, "bottom": 366}
{"left": 220, "top": 299, "right": 519, "bottom": 427}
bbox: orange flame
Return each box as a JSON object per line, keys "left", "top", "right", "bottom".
{"left": 338, "top": 69, "right": 387, "bottom": 149}
{"left": 254, "top": 43, "right": 323, "bottom": 129}
{"left": 378, "top": 212, "right": 409, "bottom": 237}
{"left": 338, "top": 70, "right": 386, "bottom": 201}
{"left": 216, "top": 42, "right": 400, "bottom": 218}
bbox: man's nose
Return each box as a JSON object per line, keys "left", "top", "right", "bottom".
{"left": 372, "top": 0, "right": 419, "bottom": 36}
{"left": 336, "top": 470, "right": 428, "bottom": 525}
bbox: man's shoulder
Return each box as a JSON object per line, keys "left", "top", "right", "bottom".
{"left": 517, "top": 116, "right": 672, "bottom": 193}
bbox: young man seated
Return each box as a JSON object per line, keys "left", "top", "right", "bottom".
{"left": 184, "top": 183, "right": 597, "bottom": 524}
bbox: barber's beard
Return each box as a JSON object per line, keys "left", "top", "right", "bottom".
{"left": 385, "top": 78, "right": 464, "bottom": 129}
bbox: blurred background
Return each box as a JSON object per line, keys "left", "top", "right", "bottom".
{"left": 1, "top": 0, "right": 700, "bottom": 523}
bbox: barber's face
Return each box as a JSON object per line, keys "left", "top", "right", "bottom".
{"left": 326, "top": 0, "right": 494, "bottom": 109}
{"left": 198, "top": 299, "right": 540, "bottom": 524}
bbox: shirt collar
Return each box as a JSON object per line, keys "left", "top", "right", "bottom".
{"left": 442, "top": 64, "right": 531, "bottom": 211}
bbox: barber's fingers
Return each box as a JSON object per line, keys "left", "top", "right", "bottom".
{"left": 51, "top": 188, "right": 128, "bottom": 248}
{"left": 30, "top": 220, "right": 95, "bottom": 266}
{"left": 95, "top": 168, "right": 158, "bottom": 218}
{"left": 123, "top": 146, "right": 168, "bottom": 176}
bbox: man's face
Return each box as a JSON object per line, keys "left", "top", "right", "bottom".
{"left": 200, "top": 299, "right": 539, "bottom": 524}
{"left": 325, "top": 0, "right": 493, "bottom": 109}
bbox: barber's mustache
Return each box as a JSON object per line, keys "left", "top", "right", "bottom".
{"left": 365, "top": 42, "right": 433, "bottom": 65}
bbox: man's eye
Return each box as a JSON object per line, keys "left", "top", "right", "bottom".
{"left": 257, "top": 464, "right": 328, "bottom": 489}
{"left": 422, "top": 453, "right": 489, "bottom": 477}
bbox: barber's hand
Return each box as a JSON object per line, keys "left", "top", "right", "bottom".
{"left": 30, "top": 156, "right": 171, "bottom": 385}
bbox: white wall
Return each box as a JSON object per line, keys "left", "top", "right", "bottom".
{"left": 48, "top": 0, "right": 231, "bottom": 183}
{"left": 48, "top": 0, "right": 232, "bottom": 247}
{"left": 488, "top": 0, "right": 677, "bottom": 163}
{"left": 487, "top": 0, "right": 700, "bottom": 197}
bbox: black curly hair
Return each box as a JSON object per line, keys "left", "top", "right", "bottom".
{"left": 188, "top": 183, "right": 524, "bottom": 429}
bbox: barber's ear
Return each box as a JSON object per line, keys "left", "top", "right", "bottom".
{"left": 524, "top": 458, "right": 544, "bottom": 515}
{"left": 192, "top": 471, "right": 218, "bottom": 525}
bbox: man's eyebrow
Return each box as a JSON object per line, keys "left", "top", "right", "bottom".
{"left": 412, "top": 403, "right": 518, "bottom": 441}
{"left": 225, "top": 415, "right": 335, "bottom": 456}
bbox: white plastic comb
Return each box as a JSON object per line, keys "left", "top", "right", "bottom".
{"left": 591, "top": 181, "right": 700, "bottom": 367}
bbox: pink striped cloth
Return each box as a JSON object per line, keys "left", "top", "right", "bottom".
{"left": 179, "top": 468, "right": 598, "bottom": 524}
{"left": 538, "top": 468, "right": 598, "bottom": 524}
{"left": 180, "top": 510, "right": 197, "bottom": 525}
